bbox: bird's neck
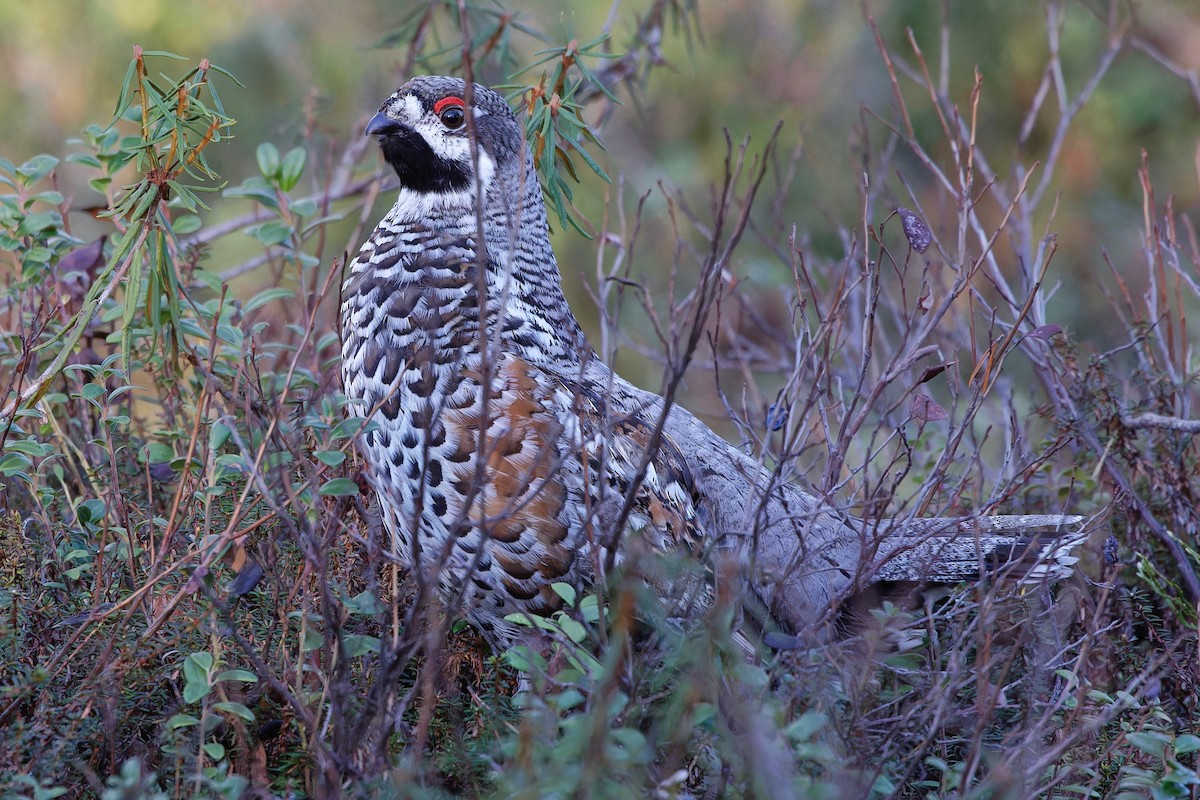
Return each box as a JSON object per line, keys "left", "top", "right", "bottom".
{"left": 368, "top": 171, "right": 591, "bottom": 369}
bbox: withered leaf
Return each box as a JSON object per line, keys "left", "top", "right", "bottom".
{"left": 897, "top": 207, "right": 931, "bottom": 253}
{"left": 1029, "top": 324, "right": 1063, "bottom": 340}
{"left": 916, "top": 363, "right": 953, "bottom": 386}
{"left": 910, "top": 393, "right": 949, "bottom": 422}
{"left": 765, "top": 403, "right": 788, "bottom": 432}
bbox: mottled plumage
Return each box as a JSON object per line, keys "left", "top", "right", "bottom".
{"left": 341, "top": 77, "right": 704, "bottom": 647}
{"left": 340, "top": 76, "right": 1084, "bottom": 650}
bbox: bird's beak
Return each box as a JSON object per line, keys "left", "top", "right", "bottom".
{"left": 366, "top": 112, "right": 401, "bottom": 137}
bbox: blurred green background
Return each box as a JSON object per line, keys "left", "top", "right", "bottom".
{"left": 3, "top": 0, "right": 1200, "bottom": 368}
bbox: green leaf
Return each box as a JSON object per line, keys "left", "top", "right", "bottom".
{"left": 166, "top": 713, "right": 202, "bottom": 731}
{"left": 16, "top": 155, "right": 60, "bottom": 185}
{"left": 66, "top": 152, "right": 103, "bottom": 169}
{"left": 578, "top": 594, "right": 601, "bottom": 623}
{"left": 172, "top": 214, "right": 202, "bottom": 235}
{"left": 17, "top": 211, "right": 59, "bottom": 236}
{"left": 502, "top": 644, "right": 546, "bottom": 674}
{"left": 166, "top": 180, "right": 203, "bottom": 213}
{"left": 302, "top": 626, "right": 324, "bottom": 652}
{"left": 278, "top": 147, "right": 306, "bottom": 191}
{"left": 128, "top": 183, "right": 160, "bottom": 222}
{"left": 3, "top": 440, "right": 52, "bottom": 457}
{"left": 328, "top": 417, "right": 369, "bottom": 441}
{"left": 144, "top": 442, "right": 175, "bottom": 464}
{"left": 242, "top": 286, "right": 295, "bottom": 314}
{"left": 291, "top": 198, "right": 318, "bottom": 217}
{"left": 78, "top": 498, "right": 106, "bottom": 524}
{"left": 314, "top": 450, "right": 346, "bottom": 467}
{"left": 870, "top": 774, "right": 898, "bottom": 797}
{"left": 785, "top": 711, "right": 828, "bottom": 743}
{"left": 202, "top": 741, "right": 225, "bottom": 760}
{"left": 319, "top": 478, "right": 359, "bottom": 497}
{"left": 224, "top": 176, "right": 279, "bottom": 210}
{"left": 215, "top": 669, "right": 258, "bottom": 684}
{"left": 884, "top": 651, "right": 925, "bottom": 671}
{"left": 344, "top": 590, "right": 383, "bottom": 616}
{"left": 212, "top": 701, "right": 256, "bottom": 722}
{"left": 1176, "top": 734, "right": 1200, "bottom": 755}
{"left": 24, "top": 246, "right": 54, "bottom": 265}
{"left": 248, "top": 220, "right": 292, "bottom": 247}
{"left": 0, "top": 452, "right": 33, "bottom": 476}
{"left": 182, "top": 652, "right": 215, "bottom": 703}
{"left": 342, "top": 634, "right": 381, "bottom": 657}
{"left": 609, "top": 726, "right": 647, "bottom": 754}
{"left": 551, "top": 582, "right": 577, "bottom": 606}
{"left": 139, "top": 49, "right": 188, "bottom": 59}
{"left": 256, "top": 142, "right": 280, "bottom": 179}
{"left": 558, "top": 616, "right": 587, "bottom": 644}
{"left": 553, "top": 688, "right": 586, "bottom": 712}
{"left": 1127, "top": 730, "right": 1171, "bottom": 757}
{"left": 209, "top": 420, "right": 231, "bottom": 451}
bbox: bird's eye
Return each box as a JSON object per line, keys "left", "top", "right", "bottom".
{"left": 434, "top": 97, "right": 466, "bottom": 130}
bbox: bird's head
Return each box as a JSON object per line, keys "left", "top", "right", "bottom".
{"left": 366, "top": 76, "right": 524, "bottom": 199}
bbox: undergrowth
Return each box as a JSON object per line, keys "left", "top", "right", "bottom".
{"left": 2, "top": 2, "right": 1199, "bottom": 798}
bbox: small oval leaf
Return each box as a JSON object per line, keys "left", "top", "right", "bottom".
{"left": 256, "top": 142, "right": 280, "bottom": 179}
{"left": 897, "top": 207, "right": 932, "bottom": 253}
{"left": 279, "top": 147, "right": 306, "bottom": 192}
{"left": 319, "top": 478, "right": 360, "bottom": 497}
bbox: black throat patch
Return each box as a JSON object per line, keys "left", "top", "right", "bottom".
{"left": 377, "top": 127, "right": 472, "bottom": 194}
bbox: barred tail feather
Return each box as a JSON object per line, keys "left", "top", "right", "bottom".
{"left": 874, "top": 514, "right": 1088, "bottom": 584}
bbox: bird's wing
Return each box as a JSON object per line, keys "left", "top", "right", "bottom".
{"left": 437, "top": 352, "right": 577, "bottom": 615}
{"left": 558, "top": 373, "right": 708, "bottom": 558}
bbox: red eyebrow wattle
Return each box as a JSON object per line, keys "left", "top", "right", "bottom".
{"left": 434, "top": 96, "right": 464, "bottom": 115}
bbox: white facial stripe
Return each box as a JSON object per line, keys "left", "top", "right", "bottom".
{"left": 400, "top": 93, "right": 422, "bottom": 121}
{"left": 476, "top": 149, "right": 495, "bottom": 190}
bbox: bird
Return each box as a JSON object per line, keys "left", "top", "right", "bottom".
{"left": 340, "top": 76, "right": 1083, "bottom": 651}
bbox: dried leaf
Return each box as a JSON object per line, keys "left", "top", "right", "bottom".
{"left": 1104, "top": 535, "right": 1119, "bottom": 566}
{"left": 916, "top": 282, "right": 933, "bottom": 314}
{"left": 763, "top": 631, "right": 805, "bottom": 650}
{"left": 1029, "top": 324, "right": 1063, "bottom": 340}
{"left": 916, "top": 363, "right": 952, "bottom": 386}
{"left": 185, "top": 564, "right": 209, "bottom": 593}
{"left": 765, "top": 403, "right": 788, "bottom": 431}
{"left": 149, "top": 462, "right": 176, "bottom": 481}
{"left": 897, "top": 207, "right": 931, "bottom": 253}
{"left": 53, "top": 235, "right": 107, "bottom": 298}
{"left": 910, "top": 393, "right": 949, "bottom": 422}
{"left": 227, "top": 559, "right": 264, "bottom": 598}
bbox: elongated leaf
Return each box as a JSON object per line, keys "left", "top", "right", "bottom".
{"left": 319, "top": 478, "right": 360, "bottom": 497}
{"left": 243, "top": 287, "right": 295, "bottom": 314}
{"left": 166, "top": 713, "right": 201, "bottom": 731}
{"left": 256, "top": 142, "right": 280, "bottom": 179}
{"left": 279, "top": 147, "right": 306, "bottom": 191}
{"left": 212, "top": 701, "right": 256, "bottom": 722}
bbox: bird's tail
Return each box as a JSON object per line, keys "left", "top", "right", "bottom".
{"left": 871, "top": 514, "right": 1089, "bottom": 585}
